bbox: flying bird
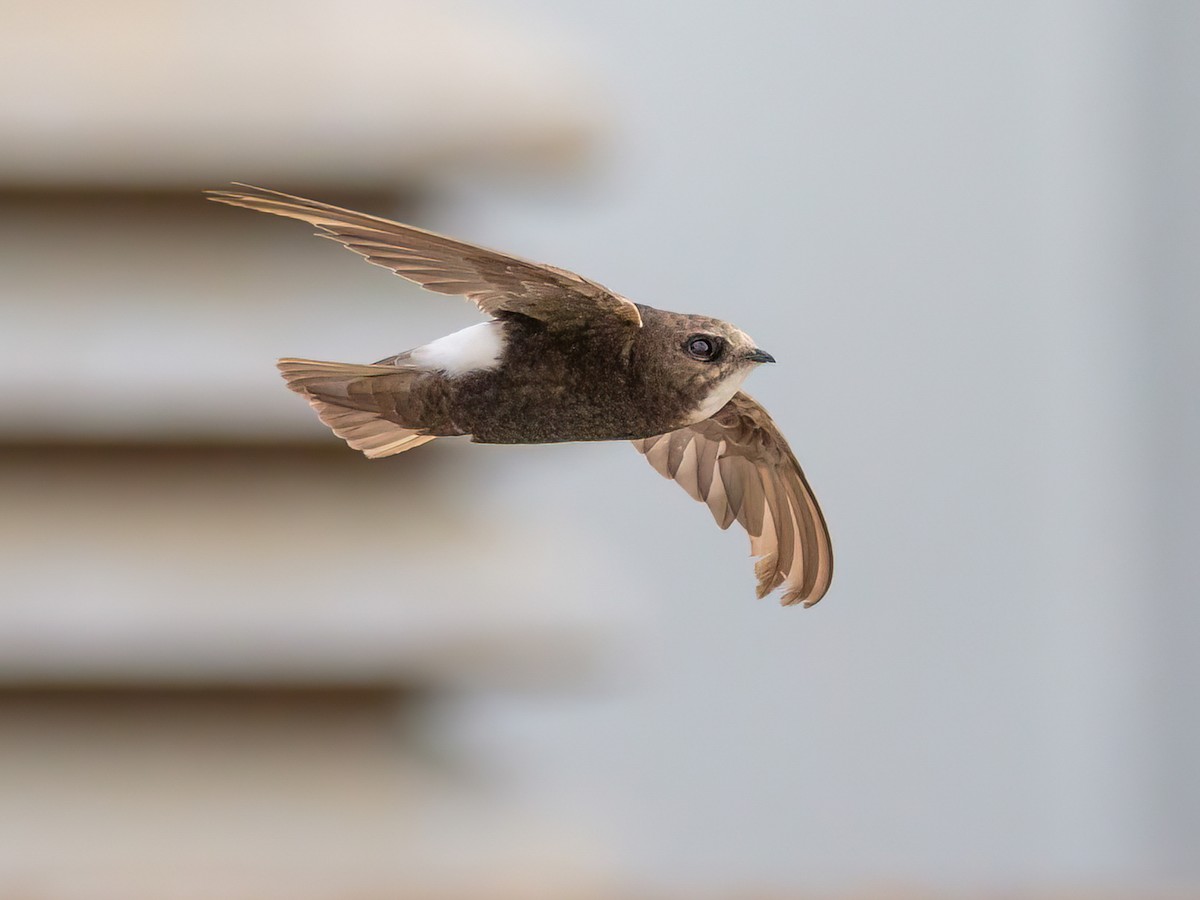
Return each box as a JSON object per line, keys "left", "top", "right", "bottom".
{"left": 206, "top": 185, "right": 833, "bottom": 606}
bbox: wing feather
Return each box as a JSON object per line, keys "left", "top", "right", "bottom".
{"left": 633, "top": 392, "right": 833, "bottom": 607}
{"left": 206, "top": 184, "right": 643, "bottom": 332}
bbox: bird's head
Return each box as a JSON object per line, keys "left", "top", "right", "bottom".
{"left": 637, "top": 308, "right": 775, "bottom": 423}
{"left": 677, "top": 321, "right": 774, "bottom": 369}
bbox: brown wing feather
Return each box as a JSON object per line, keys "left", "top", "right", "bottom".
{"left": 205, "top": 184, "right": 642, "bottom": 332}
{"left": 633, "top": 392, "right": 833, "bottom": 607}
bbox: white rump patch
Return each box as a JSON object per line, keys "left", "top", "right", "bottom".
{"left": 410, "top": 322, "right": 504, "bottom": 376}
{"left": 693, "top": 369, "right": 751, "bottom": 421}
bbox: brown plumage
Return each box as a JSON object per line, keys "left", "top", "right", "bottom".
{"left": 206, "top": 184, "right": 834, "bottom": 607}
{"left": 633, "top": 394, "right": 832, "bottom": 607}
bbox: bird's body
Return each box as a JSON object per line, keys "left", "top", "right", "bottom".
{"left": 207, "top": 185, "right": 833, "bottom": 607}
{"left": 328, "top": 307, "right": 749, "bottom": 445}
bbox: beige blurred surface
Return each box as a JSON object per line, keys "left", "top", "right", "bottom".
{"left": 0, "top": 445, "right": 610, "bottom": 686}
{"left": 0, "top": 0, "right": 599, "bottom": 188}
{"left": 1, "top": 0, "right": 1198, "bottom": 897}
{"left": 0, "top": 1, "right": 625, "bottom": 895}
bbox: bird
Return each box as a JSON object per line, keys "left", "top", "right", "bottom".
{"left": 205, "top": 184, "right": 833, "bottom": 607}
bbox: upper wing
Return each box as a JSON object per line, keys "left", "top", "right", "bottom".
{"left": 205, "top": 184, "right": 643, "bottom": 332}
{"left": 633, "top": 392, "right": 833, "bottom": 607}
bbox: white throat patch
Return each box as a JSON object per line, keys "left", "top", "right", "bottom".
{"left": 410, "top": 322, "right": 505, "bottom": 376}
{"left": 692, "top": 369, "right": 751, "bottom": 422}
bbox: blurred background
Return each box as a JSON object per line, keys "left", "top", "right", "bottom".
{"left": 1, "top": 1, "right": 1197, "bottom": 897}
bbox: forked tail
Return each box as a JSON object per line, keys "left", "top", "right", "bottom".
{"left": 277, "top": 358, "right": 437, "bottom": 459}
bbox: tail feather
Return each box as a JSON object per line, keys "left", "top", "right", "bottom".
{"left": 277, "top": 358, "right": 437, "bottom": 459}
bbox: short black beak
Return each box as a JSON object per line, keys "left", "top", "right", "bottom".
{"left": 744, "top": 348, "right": 776, "bottom": 364}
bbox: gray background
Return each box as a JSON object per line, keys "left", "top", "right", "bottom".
{"left": 445, "top": 0, "right": 1200, "bottom": 892}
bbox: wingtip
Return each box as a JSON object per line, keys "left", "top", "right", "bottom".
{"left": 203, "top": 187, "right": 247, "bottom": 207}
{"left": 202, "top": 183, "right": 273, "bottom": 203}
{"left": 778, "top": 586, "right": 827, "bottom": 608}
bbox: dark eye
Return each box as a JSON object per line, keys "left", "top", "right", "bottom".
{"left": 685, "top": 334, "right": 722, "bottom": 361}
